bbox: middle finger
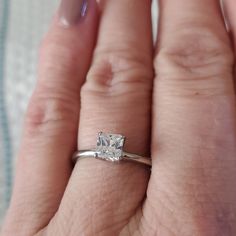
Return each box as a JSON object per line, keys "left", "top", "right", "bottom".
{"left": 149, "top": 0, "right": 236, "bottom": 234}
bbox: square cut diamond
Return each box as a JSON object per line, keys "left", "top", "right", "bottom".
{"left": 96, "top": 132, "right": 125, "bottom": 161}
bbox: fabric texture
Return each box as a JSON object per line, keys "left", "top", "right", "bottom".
{"left": 0, "top": 0, "right": 158, "bottom": 225}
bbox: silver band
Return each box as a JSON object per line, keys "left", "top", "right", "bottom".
{"left": 73, "top": 150, "right": 151, "bottom": 166}
{"left": 73, "top": 132, "right": 152, "bottom": 167}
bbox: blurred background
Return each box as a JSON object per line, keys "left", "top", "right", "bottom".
{"left": 0, "top": 0, "right": 158, "bottom": 225}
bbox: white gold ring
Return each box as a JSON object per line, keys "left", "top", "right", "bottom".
{"left": 73, "top": 132, "right": 151, "bottom": 166}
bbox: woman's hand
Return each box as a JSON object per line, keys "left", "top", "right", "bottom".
{"left": 2, "top": 0, "right": 236, "bottom": 235}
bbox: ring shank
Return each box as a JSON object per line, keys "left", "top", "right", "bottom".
{"left": 73, "top": 150, "right": 151, "bottom": 166}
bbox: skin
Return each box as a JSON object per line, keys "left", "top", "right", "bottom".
{"left": 1, "top": 0, "right": 236, "bottom": 235}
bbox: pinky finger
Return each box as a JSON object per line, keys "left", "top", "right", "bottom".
{"left": 1, "top": 0, "right": 98, "bottom": 235}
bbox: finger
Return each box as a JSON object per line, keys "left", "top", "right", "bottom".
{"left": 223, "top": 0, "right": 236, "bottom": 82}
{"left": 223, "top": 0, "right": 236, "bottom": 35}
{"left": 2, "top": 1, "right": 98, "bottom": 235}
{"left": 148, "top": 0, "right": 236, "bottom": 234}
{"left": 47, "top": 0, "right": 153, "bottom": 235}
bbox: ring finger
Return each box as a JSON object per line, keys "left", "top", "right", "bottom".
{"left": 47, "top": 0, "right": 153, "bottom": 235}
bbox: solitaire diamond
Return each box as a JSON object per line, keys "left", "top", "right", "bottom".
{"left": 96, "top": 132, "right": 125, "bottom": 162}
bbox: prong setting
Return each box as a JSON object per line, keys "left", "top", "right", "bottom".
{"left": 96, "top": 132, "right": 125, "bottom": 162}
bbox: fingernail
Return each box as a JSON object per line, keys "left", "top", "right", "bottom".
{"left": 59, "top": 0, "right": 88, "bottom": 27}
{"left": 221, "top": 1, "right": 231, "bottom": 32}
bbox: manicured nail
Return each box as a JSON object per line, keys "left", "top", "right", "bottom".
{"left": 59, "top": 0, "right": 88, "bottom": 27}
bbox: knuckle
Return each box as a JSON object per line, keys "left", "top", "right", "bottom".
{"left": 82, "top": 47, "right": 153, "bottom": 96}
{"left": 155, "top": 26, "right": 233, "bottom": 78}
{"left": 26, "top": 87, "right": 78, "bottom": 134}
{"left": 154, "top": 26, "right": 234, "bottom": 97}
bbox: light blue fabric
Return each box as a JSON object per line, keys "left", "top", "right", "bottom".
{"left": 0, "top": 0, "right": 13, "bottom": 220}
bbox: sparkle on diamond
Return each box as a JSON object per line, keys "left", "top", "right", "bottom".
{"left": 96, "top": 132, "right": 125, "bottom": 161}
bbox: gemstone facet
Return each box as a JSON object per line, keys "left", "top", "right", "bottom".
{"left": 96, "top": 132, "right": 125, "bottom": 162}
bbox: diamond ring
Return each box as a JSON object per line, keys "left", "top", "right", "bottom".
{"left": 73, "top": 132, "right": 151, "bottom": 166}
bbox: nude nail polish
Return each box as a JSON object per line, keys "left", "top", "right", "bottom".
{"left": 59, "top": 0, "right": 88, "bottom": 27}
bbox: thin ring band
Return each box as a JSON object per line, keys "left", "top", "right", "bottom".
{"left": 73, "top": 150, "right": 151, "bottom": 166}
